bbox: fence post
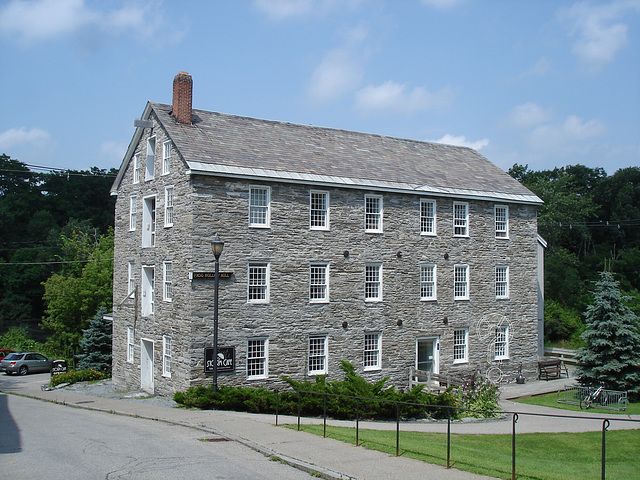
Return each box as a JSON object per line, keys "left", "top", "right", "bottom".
{"left": 396, "top": 403, "right": 400, "bottom": 457}
{"left": 323, "top": 393, "right": 327, "bottom": 438}
{"left": 297, "top": 391, "right": 301, "bottom": 431}
{"left": 601, "top": 419, "right": 610, "bottom": 480}
{"left": 275, "top": 389, "right": 279, "bottom": 426}
{"left": 447, "top": 407, "right": 451, "bottom": 469}
{"left": 512, "top": 413, "right": 518, "bottom": 480}
{"left": 355, "top": 398, "right": 360, "bottom": 447}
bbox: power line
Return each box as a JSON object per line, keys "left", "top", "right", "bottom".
{"left": 0, "top": 258, "right": 113, "bottom": 266}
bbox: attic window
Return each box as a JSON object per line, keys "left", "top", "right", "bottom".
{"left": 145, "top": 137, "right": 156, "bottom": 181}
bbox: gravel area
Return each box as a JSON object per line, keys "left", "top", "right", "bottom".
{"left": 57, "top": 379, "right": 178, "bottom": 408}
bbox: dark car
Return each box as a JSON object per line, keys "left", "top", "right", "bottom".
{"left": 0, "top": 349, "right": 14, "bottom": 360}
{"left": 0, "top": 352, "right": 51, "bottom": 375}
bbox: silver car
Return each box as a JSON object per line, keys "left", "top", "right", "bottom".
{"left": 1, "top": 352, "right": 51, "bottom": 375}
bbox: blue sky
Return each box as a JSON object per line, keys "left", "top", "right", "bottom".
{"left": 1, "top": 0, "right": 638, "bottom": 176}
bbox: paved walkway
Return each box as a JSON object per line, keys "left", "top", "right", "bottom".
{"left": 2, "top": 374, "right": 638, "bottom": 480}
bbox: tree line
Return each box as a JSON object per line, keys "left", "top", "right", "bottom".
{"left": 509, "top": 163, "right": 640, "bottom": 347}
{"left": 1, "top": 153, "right": 638, "bottom": 357}
{"left": 0, "top": 154, "right": 116, "bottom": 357}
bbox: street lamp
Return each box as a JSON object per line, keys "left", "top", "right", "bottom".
{"left": 211, "top": 233, "right": 224, "bottom": 393}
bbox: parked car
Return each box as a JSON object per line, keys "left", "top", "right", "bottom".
{"left": 1, "top": 352, "right": 52, "bottom": 375}
{"left": 0, "top": 349, "right": 15, "bottom": 360}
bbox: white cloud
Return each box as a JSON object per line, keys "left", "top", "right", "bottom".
{"left": 355, "top": 81, "right": 453, "bottom": 114}
{"left": 519, "top": 57, "right": 551, "bottom": 78}
{"left": 254, "top": 0, "right": 314, "bottom": 19}
{"left": 421, "top": 0, "right": 466, "bottom": 8}
{"left": 99, "top": 140, "right": 127, "bottom": 167}
{"left": 0, "top": 0, "right": 95, "bottom": 43}
{"left": 0, "top": 0, "right": 180, "bottom": 46}
{"left": 560, "top": 0, "right": 639, "bottom": 72}
{"left": 529, "top": 115, "right": 606, "bottom": 148}
{"left": 507, "top": 102, "right": 553, "bottom": 129}
{"left": 0, "top": 127, "right": 51, "bottom": 149}
{"left": 254, "top": 0, "right": 362, "bottom": 19}
{"left": 430, "top": 134, "right": 489, "bottom": 151}
{"left": 307, "top": 47, "right": 364, "bottom": 103}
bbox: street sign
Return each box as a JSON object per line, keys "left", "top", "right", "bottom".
{"left": 204, "top": 346, "right": 235, "bottom": 373}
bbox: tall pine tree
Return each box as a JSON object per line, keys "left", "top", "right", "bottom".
{"left": 77, "top": 307, "right": 112, "bottom": 372}
{"left": 576, "top": 271, "right": 640, "bottom": 398}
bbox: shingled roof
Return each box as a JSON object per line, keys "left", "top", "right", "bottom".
{"left": 112, "top": 101, "right": 541, "bottom": 205}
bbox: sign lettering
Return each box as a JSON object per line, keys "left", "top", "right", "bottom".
{"left": 204, "top": 346, "right": 235, "bottom": 373}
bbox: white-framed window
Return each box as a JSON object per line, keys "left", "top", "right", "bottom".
{"left": 133, "top": 154, "right": 140, "bottom": 184}
{"left": 145, "top": 136, "right": 156, "bottom": 181}
{"left": 127, "top": 326, "right": 134, "bottom": 363}
{"left": 163, "top": 261, "right": 173, "bottom": 302}
{"left": 162, "top": 140, "right": 171, "bottom": 175}
{"left": 495, "top": 205, "right": 509, "bottom": 239}
{"left": 495, "top": 265, "right": 509, "bottom": 299}
{"left": 420, "top": 199, "right": 436, "bottom": 235}
{"left": 310, "top": 190, "right": 329, "bottom": 230}
{"left": 309, "top": 263, "right": 329, "bottom": 303}
{"left": 364, "top": 194, "right": 383, "bottom": 232}
{"left": 453, "top": 329, "right": 468, "bottom": 364}
{"left": 162, "top": 335, "right": 172, "bottom": 377}
{"left": 129, "top": 195, "right": 137, "bottom": 231}
{"left": 364, "top": 263, "right": 382, "bottom": 302}
{"left": 249, "top": 186, "right": 270, "bottom": 227}
{"left": 247, "top": 263, "right": 269, "bottom": 303}
{"left": 308, "top": 335, "right": 328, "bottom": 375}
{"left": 141, "top": 265, "right": 154, "bottom": 316}
{"left": 494, "top": 326, "right": 509, "bottom": 360}
{"left": 420, "top": 264, "right": 437, "bottom": 301}
{"left": 164, "top": 186, "right": 174, "bottom": 227}
{"left": 363, "top": 333, "right": 381, "bottom": 371}
{"left": 128, "top": 261, "right": 135, "bottom": 296}
{"left": 453, "top": 201, "right": 469, "bottom": 237}
{"left": 142, "top": 195, "right": 156, "bottom": 247}
{"left": 454, "top": 264, "right": 469, "bottom": 300}
{"left": 247, "top": 337, "right": 268, "bottom": 379}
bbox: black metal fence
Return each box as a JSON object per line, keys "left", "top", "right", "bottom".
{"left": 274, "top": 389, "right": 639, "bottom": 480}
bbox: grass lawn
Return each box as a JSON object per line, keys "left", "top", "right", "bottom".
{"left": 514, "top": 391, "right": 640, "bottom": 415}
{"left": 285, "top": 424, "right": 640, "bottom": 480}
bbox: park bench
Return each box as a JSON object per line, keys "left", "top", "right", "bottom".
{"left": 537, "top": 358, "right": 569, "bottom": 381}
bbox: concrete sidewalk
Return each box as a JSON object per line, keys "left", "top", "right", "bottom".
{"left": 2, "top": 374, "right": 638, "bottom": 480}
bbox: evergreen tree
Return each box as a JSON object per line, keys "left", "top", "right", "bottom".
{"left": 575, "top": 271, "right": 640, "bottom": 398}
{"left": 77, "top": 307, "right": 112, "bottom": 372}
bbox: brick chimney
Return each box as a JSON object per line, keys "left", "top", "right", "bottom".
{"left": 172, "top": 72, "right": 192, "bottom": 124}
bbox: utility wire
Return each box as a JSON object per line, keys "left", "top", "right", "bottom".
{"left": 0, "top": 258, "right": 113, "bottom": 266}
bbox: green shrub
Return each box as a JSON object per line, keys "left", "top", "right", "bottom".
{"left": 174, "top": 361, "right": 461, "bottom": 420}
{"left": 455, "top": 373, "right": 500, "bottom": 417}
{"left": 0, "top": 326, "right": 47, "bottom": 353}
{"left": 49, "top": 369, "right": 109, "bottom": 387}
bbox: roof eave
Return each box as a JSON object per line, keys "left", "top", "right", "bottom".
{"left": 110, "top": 102, "right": 155, "bottom": 195}
{"left": 186, "top": 161, "right": 543, "bottom": 205}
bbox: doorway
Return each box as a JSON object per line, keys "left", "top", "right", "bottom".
{"left": 416, "top": 337, "right": 439, "bottom": 374}
{"left": 140, "top": 339, "right": 154, "bottom": 394}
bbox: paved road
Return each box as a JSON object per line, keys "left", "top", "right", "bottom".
{"left": 0, "top": 391, "right": 312, "bottom": 480}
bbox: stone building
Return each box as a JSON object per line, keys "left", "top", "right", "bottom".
{"left": 111, "top": 72, "right": 544, "bottom": 396}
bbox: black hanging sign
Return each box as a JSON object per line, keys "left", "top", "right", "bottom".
{"left": 204, "top": 346, "right": 235, "bottom": 373}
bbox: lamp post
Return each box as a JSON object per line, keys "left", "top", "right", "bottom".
{"left": 211, "top": 233, "right": 224, "bottom": 393}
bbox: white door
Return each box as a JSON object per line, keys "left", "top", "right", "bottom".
{"left": 416, "top": 337, "right": 439, "bottom": 374}
{"left": 140, "top": 339, "right": 154, "bottom": 394}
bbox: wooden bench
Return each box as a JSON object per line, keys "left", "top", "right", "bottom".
{"left": 538, "top": 358, "right": 569, "bottom": 380}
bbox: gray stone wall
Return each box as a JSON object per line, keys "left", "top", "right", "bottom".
{"left": 185, "top": 176, "right": 539, "bottom": 390}
{"left": 113, "top": 118, "right": 539, "bottom": 396}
